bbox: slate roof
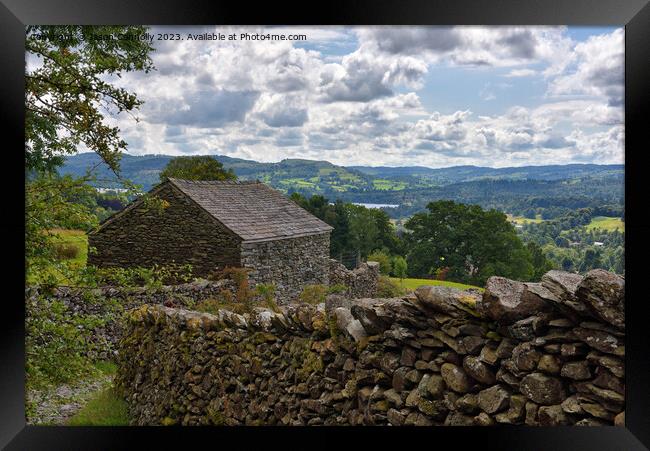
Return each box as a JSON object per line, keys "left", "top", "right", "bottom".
{"left": 167, "top": 178, "right": 333, "bottom": 243}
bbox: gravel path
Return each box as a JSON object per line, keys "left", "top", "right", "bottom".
{"left": 26, "top": 374, "right": 114, "bottom": 425}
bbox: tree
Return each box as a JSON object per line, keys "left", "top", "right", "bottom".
{"left": 392, "top": 256, "right": 408, "bottom": 280}
{"left": 159, "top": 156, "right": 236, "bottom": 182}
{"left": 404, "top": 200, "right": 534, "bottom": 285}
{"left": 26, "top": 26, "right": 154, "bottom": 174}
{"left": 25, "top": 26, "right": 155, "bottom": 280}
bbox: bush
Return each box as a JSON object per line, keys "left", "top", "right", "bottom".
{"left": 26, "top": 294, "right": 104, "bottom": 388}
{"left": 391, "top": 256, "right": 408, "bottom": 279}
{"left": 53, "top": 243, "right": 80, "bottom": 260}
{"left": 299, "top": 284, "right": 328, "bottom": 304}
{"left": 327, "top": 283, "right": 348, "bottom": 294}
{"left": 367, "top": 250, "right": 392, "bottom": 275}
{"left": 376, "top": 275, "right": 404, "bottom": 297}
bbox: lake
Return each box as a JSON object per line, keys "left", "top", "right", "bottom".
{"left": 353, "top": 203, "right": 399, "bottom": 209}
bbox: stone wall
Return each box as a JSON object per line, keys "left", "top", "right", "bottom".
{"left": 241, "top": 233, "right": 331, "bottom": 303}
{"left": 26, "top": 279, "right": 235, "bottom": 360}
{"left": 88, "top": 183, "right": 242, "bottom": 276}
{"left": 116, "top": 268, "right": 625, "bottom": 426}
{"left": 328, "top": 259, "right": 380, "bottom": 299}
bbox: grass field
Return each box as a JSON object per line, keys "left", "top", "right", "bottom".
{"left": 506, "top": 214, "right": 544, "bottom": 224}
{"left": 585, "top": 216, "right": 624, "bottom": 232}
{"left": 50, "top": 228, "right": 89, "bottom": 266}
{"left": 390, "top": 277, "right": 483, "bottom": 292}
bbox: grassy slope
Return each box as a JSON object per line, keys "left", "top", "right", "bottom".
{"left": 50, "top": 228, "right": 89, "bottom": 266}
{"left": 585, "top": 216, "right": 624, "bottom": 232}
{"left": 390, "top": 277, "right": 482, "bottom": 292}
{"left": 66, "top": 387, "right": 129, "bottom": 426}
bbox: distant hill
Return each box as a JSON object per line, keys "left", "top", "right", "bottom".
{"left": 59, "top": 152, "right": 623, "bottom": 193}
{"left": 58, "top": 152, "right": 624, "bottom": 220}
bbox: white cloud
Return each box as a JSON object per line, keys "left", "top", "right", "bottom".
{"left": 100, "top": 25, "right": 624, "bottom": 168}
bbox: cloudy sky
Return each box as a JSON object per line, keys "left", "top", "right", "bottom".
{"left": 107, "top": 26, "right": 623, "bottom": 168}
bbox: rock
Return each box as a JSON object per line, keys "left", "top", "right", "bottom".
{"left": 334, "top": 307, "right": 367, "bottom": 341}
{"left": 400, "top": 347, "right": 418, "bottom": 366}
{"left": 576, "top": 418, "right": 609, "bottom": 426}
{"left": 414, "top": 286, "right": 480, "bottom": 318}
{"left": 537, "top": 354, "right": 562, "bottom": 375}
{"left": 524, "top": 402, "right": 539, "bottom": 426}
{"left": 511, "top": 343, "right": 542, "bottom": 372}
{"left": 474, "top": 412, "right": 494, "bottom": 426}
{"left": 592, "top": 367, "right": 625, "bottom": 395}
{"left": 462, "top": 336, "right": 486, "bottom": 355}
{"left": 573, "top": 327, "right": 624, "bottom": 356}
{"left": 579, "top": 401, "right": 615, "bottom": 420}
{"left": 455, "top": 394, "right": 480, "bottom": 414}
{"left": 508, "top": 315, "right": 549, "bottom": 340}
{"left": 405, "top": 388, "right": 422, "bottom": 408}
{"left": 478, "top": 277, "right": 551, "bottom": 324}
{"left": 462, "top": 356, "right": 496, "bottom": 385}
{"left": 538, "top": 405, "right": 570, "bottom": 426}
{"left": 424, "top": 374, "right": 446, "bottom": 399}
{"left": 440, "top": 363, "right": 472, "bottom": 394}
{"left": 575, "top": 382, "right": 624, "bottom": 405}
{"left": 495, "top": 338, "right": 517, "bottom": 359}
{"left": 444, "top": 411, "right": 476, "bottom": 426}
{"left": 477, "top": 385, "right": 510, "bottom": 414}
{"left": 479, "top": 343, "right": 499, "bottom": 365}
{"left": 561, "top": 395, "right": 584, "bottom": 414}
{"left": 496, "top": 368, "right": 520, "bottom": 390}
{"left": 575, "top": 269, "right": 624, "bottom": 330}
{"left": 560, "top": 342, "right": 589, "bottom": 357}
{"left": 417, "top": 399, "right": 448, "bottom": 420}
{"left": 392, "top": 367, "right": 412, "bottom": 392}
{"left": 379, "top": 353, "right": 401, "bottom": 375}
{"left": 387, "top": 408, "right": 405, "bottom": 426}
{"left": 495, "top": 394, "right": 526, "bottom": 424}
{"left": 404, "top": 412, "right": 433, "bottom": 426}
{"left": 383, "top": 389, "right": 403, "bottom": 408}
{"left": 405, "top": 369, "right": 423, "bottom": 386}
{"left": 614, "top": 411, "right": 625, "bottom": 426}
{"left": 350, "top": 302, "right": 393, "bottom": 335}
{"left": 540, "top": 270, "right": 586, "bottom": 317}
{"left": 586, "top": 352, "right": 624, "bottom": 378}
{"left": 520, "top": 373, "right": 566, "bottom": 405}
{"left": 560, "top": 361, "right": 591, "bottom": 380}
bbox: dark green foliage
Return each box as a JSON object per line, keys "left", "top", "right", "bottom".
{"left": 375, "top": 275, "right": 404, "bottom": 297}
{"left": 26, "top": 26, "right": 154, "bottom": 174}
{"left": 404, "top": 200, "right": 537, "bottom": 285}
{"left": 159, "top": 156, "right": 237, "bottom": 182}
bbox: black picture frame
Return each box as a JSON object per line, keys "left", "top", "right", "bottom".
{"left": 2, "top": 0, "right": 649, "bottom": 449}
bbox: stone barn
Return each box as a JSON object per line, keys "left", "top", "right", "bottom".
{"left": 88, "top": 178, "right": 333, "bottom": 301}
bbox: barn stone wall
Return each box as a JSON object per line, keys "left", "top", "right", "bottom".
{"left": 88, "top": 183, "right": 242, "bottom": 276}
{"left": 116, "top": 269, "right": 625, "bottom": 427}
{"left": 241, "top": 233, "right": 330, "bottom": 303}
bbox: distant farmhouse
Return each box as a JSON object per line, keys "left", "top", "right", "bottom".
{"left": 88, "top": 178, "right": 333, "bottom": 300}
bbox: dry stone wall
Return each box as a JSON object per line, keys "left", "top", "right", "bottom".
{"left": 328, "top": 259, "right": 380, "bottom": 299}
{"left": 115, "top": 269, "right": 625, "bottom": 426}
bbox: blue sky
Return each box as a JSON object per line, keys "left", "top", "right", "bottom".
{"left": 88, "top": 26, "right": 624, "bottom": 168}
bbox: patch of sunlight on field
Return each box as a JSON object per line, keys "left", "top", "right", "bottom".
{"left": 585, "top": 216, "right": 624, "bottom": 232}
{"left": 390, "top": 277, "right": 483, "bottom": 292}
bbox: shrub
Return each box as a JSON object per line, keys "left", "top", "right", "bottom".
{"left": 53, "top": 243, "right": 80, "bottom": 260}
{"left": 367, "top": 250, "right": 392, "bottom": 275}
{"left": 299, "top": 284, "right": 328, "bottom": 304}
{"left": 376, "top": 275, "right": 404, "bottom": 297}
{"left": 256, "top": 283, "right": 279, "bottom": 313}
{"left": 327, "top": 283, "right": 348, "bottom": 294}
{"left": 26, "top": 294, "right": 104, "bottom": 388}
